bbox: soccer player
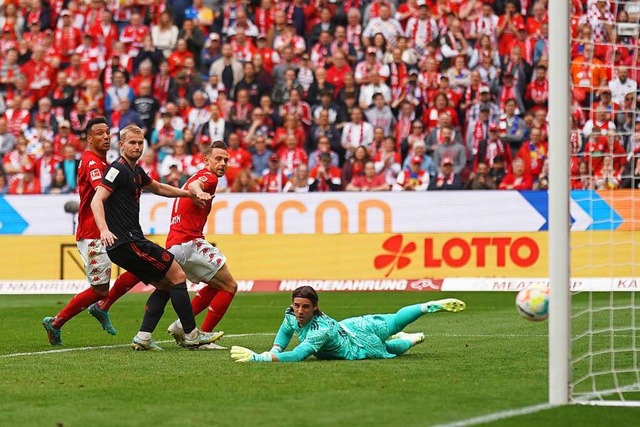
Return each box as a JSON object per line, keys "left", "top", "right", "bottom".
{"left": 90, "top": 124, "right": 218, "bottom": 350}
{"left": 42, "top": 117, "right": 140, "bottom": 345}
{"left": 95, "top": 140, "right": 239, "bottom": 349}
{"left": 230, "top": 286, "right": 466, "bottom": 362}
{"left": 165, "top": 140, "right": 238, "bottom": 349}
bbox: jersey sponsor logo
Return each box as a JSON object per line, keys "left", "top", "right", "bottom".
{"left": 198, "top": 176, "right": 209, "bottom": 183}
{"left": 90, "top": 168, "right": 102, "bottom": 181}
{"left": 105, "top": 168, "right": 119, "bottom": 182}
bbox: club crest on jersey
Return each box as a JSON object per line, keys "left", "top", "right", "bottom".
{"left": 105, "top": 168, "right": 119, "bottom": 182}
{"left": 162, "top": 252, "right": 171, "bottom": 262}
{"left": 90, "top": 169, "right": 102, "bottom": 181}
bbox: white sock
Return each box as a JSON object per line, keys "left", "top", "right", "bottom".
{"left": 420, "top": 302, "right": 431, "bottom": 313}
{"left": 185, "top": 328, "right": 198, "bottom": 340}
{"left": 137, "top": 331, "right": 152, "bottom": 341}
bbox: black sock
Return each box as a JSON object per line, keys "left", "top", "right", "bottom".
{"left": 140, "top": 290, "right": 171, "bottom": 333}
{"left": 170, "top": 283, "right": 196, "bottom": 334}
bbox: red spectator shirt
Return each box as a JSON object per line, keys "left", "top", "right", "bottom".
{"left": 120, "top": 24, "right": 148, "bottom": 55}
{"left": 76, "top": 150, "right": 109, "bottom": 241}
{"left": 498, "top": 172, "right": 533, "bottom": 190}
{"left": 516, "top": 141, "right": 548, "bottom": 178}
{"left": 277, "top": 146, "right": 308, "bottom": 176}
{"left": 351, "top": 174, "right": 387, "bottom": 190}
{"left": 497, "top": 14, "right": 525, "bottom": 56}
{"left": 9, "top": 177, "right": 41, "bottom": 195}
{"left": 54, "top": 26, "right": 82, "bottom": 61}
{"left": 226, "top": 147, "right": 252, "bottom": 186}
{"left": 166, "top": 168, "right": 218, "bottom": 248}
{"left": 261, "top": 169, "right": 288, "bottom": 192}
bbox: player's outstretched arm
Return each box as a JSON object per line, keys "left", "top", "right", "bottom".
{"left": 270, "top": 318, "right": 294, "bottom": 353}
{"left": 91, "top": 186, "right": 117, "bottom": 247}
{"left": 144, "top": 180, "right": 211, "bottom": 207}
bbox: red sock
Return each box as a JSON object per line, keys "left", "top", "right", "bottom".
{"left": 97, "top": 272, "right": 140, "bottom": 311}
{"left": 53, "top": 287, "right": 103, "bottom": 329}
{"left": 191, "top": 286, "right": 218, "bottom": 316}
{"left": 201, "top": 290, "right": 235, "bottom": 332}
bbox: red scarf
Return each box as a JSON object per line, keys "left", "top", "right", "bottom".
{"left": 499, "top": 85, "right": 517, "bottom": 111}
{"left": 472, "top": 120, "right": 486, "bottom": 153}
{"left": 234, "top": 102, "right": 250, "bottom": 121}
{"left": 347, "top": 122, "right": 364, "bottom": 146}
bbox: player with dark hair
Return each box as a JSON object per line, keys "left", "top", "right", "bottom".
{"left": 165, "top": 140, "right": 238, "bottom": 349}
{"left": 231, "top": 286, "right": 466, "bottom": 362}
{"left": 42, "top": 117, "right": 141, "bottom": 345}
{"left": 90, "top": 124, "right": 219, "bottom": 350}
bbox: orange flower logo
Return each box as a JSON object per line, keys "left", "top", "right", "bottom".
{"left": 374, "top": 234, "right": 416, "bottom": 277}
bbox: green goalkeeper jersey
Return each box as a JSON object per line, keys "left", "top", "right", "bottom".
{"left": 271, "top": 308, "right": 395, "bottom": 362}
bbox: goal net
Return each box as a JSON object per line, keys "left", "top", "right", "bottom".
{"left": 562, "top": 0, "right": 640, "bottom": 406}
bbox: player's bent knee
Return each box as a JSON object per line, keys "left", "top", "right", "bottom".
{"left": 227, "top": 280, "right": 238, "bottom": 294}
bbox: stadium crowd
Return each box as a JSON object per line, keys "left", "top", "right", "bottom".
{"left": 0, "top": 0, "right": 638, "bottom": 194}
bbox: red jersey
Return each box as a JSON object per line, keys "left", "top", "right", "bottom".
{"left": 226, "top": 147, "right": 252, "bottom": 186}
{"left": 76, "top": 150, "right": 109, "bottom": 240}
{"left": 166, "top": 168, "right": 218, "bottom": 248}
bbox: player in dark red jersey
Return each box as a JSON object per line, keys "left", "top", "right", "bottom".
{"left": 91, "top": 124, "right": 219, "bottom": 350}
{"left": 42, "top": 117, "right": 140, "bottom": 345}
{"left": 164, "top": 140, "right": 239, "bottom": 349}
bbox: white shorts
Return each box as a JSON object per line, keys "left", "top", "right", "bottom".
{"left": 77, "top": 239, "right": 112, "bottom": 286}
{"left": 168, "top": 238, "right": 227, "bottom": 284}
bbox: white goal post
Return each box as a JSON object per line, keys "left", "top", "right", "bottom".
{"left": 549, "top": 0, "right": 640, "bottom": 407}
{"left": 548, "top": 0, "right": 571, "bottom": 406}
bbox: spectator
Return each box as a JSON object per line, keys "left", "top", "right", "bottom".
{"left": 0, "top": 174, "right": 8, "bottom": 194}
{"left": 138, "top": 149, "right": 160, "bottom": 182}
{"left": 362, "top": 4, "right": 403, "bottom": 49}
{"left": 609, "top": 67, "right": 637, "bottom": 105}
{"left": 499, "top": 158, "right": 533, "bottom": 190}
{"left": 209, "top": 43, "right": 244, "bottom": 97}
{"left": 58, "top": 145, "right": 79, "bottom": 191}
{"left": 341, "top": 107, "right": 374, "bottom": 158}
{"left": 9, "top": 162, "right": 40, "bottom": 194}
{"left": 261, "top": 153, "right": 288, "bottom": 193}
{"left": 277, "top": 134, "right": 308, "bottom": 178}
{"left": 226, "top": 133, "right": 253, "bottom": 186}
{"left": 283, "top": 164, "right": 312, "bottom": 193}
{"left": 309, "top": 152, "right": 342, "bottom": 192}
{"left": 35, "top": 140, "right": 61, "bottom": 193}
{"left": 231, "top": 168, "right": 260, "bottom": 193}
{"left": 0, "top": 118, "right": 17, "bottom": 159}
{"left": 428, "top": 157, "right": 463, "bottom": 191}
{"left": 365, "top": 92, "right": 395, "bottom": 136}
{"left": 499, "top": 98, "right": 527, "bottom": 153}
{"left": 45, "top": 168, "right": 71, "bottom": 194}
{"left": 402, "top": 141, "right": 435, "bottom": 176}
{"left": 433, "top": 125, "right": 467, "bottom": 176}
{"left": 465, "top": 162, "right": 497, "bottom": 190}
{"left": 251, "top": 136, "right": 273, "bottom": 178}
{"left": 105, "top": 71, "right": 134, "bottom": 116}
{"left": 476, "top": 123, "right": 513, "bottom": 172}
{"left": 160, "top": 139, "right": 194, "bottom": 179}
{"left": 394, "top": 156, "right": 429, "bottom": 191}
{"left": 346, "top": 160, "right": 389, "bottom": 192}
{"left": 374, "top": 136, "right": 402, "bottom": 186}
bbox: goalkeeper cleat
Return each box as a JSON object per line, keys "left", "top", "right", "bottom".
{"left": 389, "top": 331, "right": 425, "bottom": 346}
{"left": 195, "top": 342, "right": 228, "bottom": 350}
{"left": 167, "top": 320, "right": 186, "bottom": 347}
{"left": 131, "top": 336, "right": 164, "bottom": 351}
{"left": 424, "top": 298, "right": 466, "bottom": 314}
{"left": 42, "top": 317, "right": 62, "bottom": 345}
{"left": 88, "top": 303, "right": 117, "bottom": 335}
{"left": 183, "top": 329, "right": 224, "bottom": 348}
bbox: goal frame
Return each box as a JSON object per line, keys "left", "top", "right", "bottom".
{"left": 548, "top": 0, "right": 571, "bottom": 406}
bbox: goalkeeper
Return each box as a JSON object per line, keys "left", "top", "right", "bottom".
{"left": 231, "top": 286, "right": 465, "bottom": 363}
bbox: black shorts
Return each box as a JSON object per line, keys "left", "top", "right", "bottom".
{"left": 108, "top": 240, "right": 174, "bottom": 284}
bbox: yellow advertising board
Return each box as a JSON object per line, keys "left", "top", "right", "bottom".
{"left": 0, "top": 231, "right": 636, "bottom": 280}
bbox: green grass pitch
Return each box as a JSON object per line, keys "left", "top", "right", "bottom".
{"left": 0, "top": 292, "right": 637, "bottom": 426}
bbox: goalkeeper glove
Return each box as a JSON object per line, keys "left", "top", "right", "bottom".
{"left": 230, "top": 346, "right": 274, "bottom": 362}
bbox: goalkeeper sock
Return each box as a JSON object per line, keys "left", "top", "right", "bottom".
{"left": 201, "top": 290, "right": 235, "bottom": 332}
{"left": 384, "top": 339, "right": 414, "bottom": 356}
{"left": 53, "top": 287, "right": 103, "bottom": 329}
{"left": 390, "top": 304, "right": 425, "bottom": 332}
{"left": 170, "top": 283, "right": 197, "bottom": 334}
{"left": 98, "top": 272, "right": 139, "bottom": 311}
{"left": 191, "top": 286, "right": 218, "bottom": 316}
{"left": 140, "top": 290, "right": 171, "bottom": 333}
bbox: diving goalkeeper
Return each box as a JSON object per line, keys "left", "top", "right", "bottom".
{"left": 230, "top": 286, "right": 466, "bottom": 363}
